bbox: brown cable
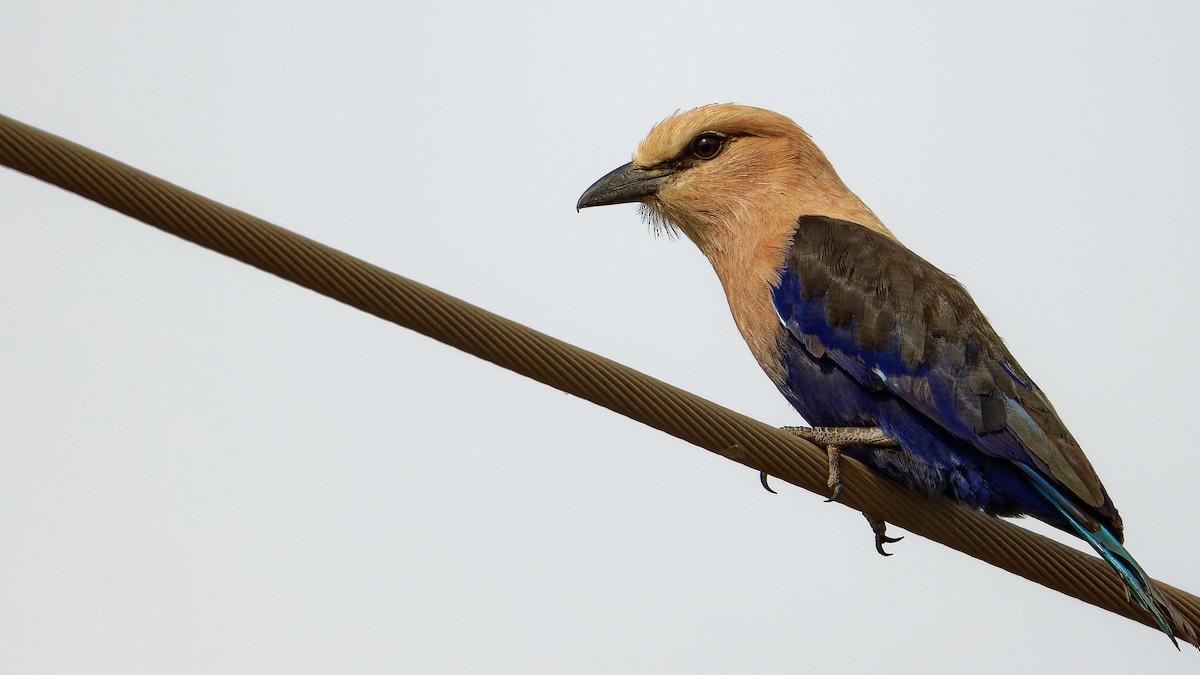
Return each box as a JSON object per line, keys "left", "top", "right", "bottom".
{"left": 2, "top": 113, "right": 1196, "bottom": 645}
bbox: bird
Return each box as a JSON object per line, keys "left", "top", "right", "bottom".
{"left": 576, "top": 103, "right": 1195, "bottom": 648}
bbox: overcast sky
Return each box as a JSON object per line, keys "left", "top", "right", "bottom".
{"left": 3, "top": 2, "right": 1200, "bottom": 673}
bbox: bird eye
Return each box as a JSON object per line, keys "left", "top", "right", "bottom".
{"left": 690, "top": 133, "right": 724, "bottom": 160}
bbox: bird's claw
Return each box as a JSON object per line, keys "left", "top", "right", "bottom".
{"left": 760, "top": 471, "right": 777, "bottom": 494}
{"left": 824, "top": 481, "right": 843, "bottom": 503}
{"left": 864, "top": 512, "right": 902, "bottom": 557}
{"left": 875, "top": 532, "right": 904, "bottom": 557}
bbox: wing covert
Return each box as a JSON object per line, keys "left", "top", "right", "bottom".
{"left": 771, "top": 216, "right": 1109, "bottom": 512}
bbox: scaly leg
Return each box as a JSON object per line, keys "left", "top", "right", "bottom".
{"left": 771, "top": 426, "right": 897, "bottom": 500}
{"left": 759, "top": 426, "right": 904, "bottom": 555}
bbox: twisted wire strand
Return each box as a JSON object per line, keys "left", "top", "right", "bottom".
{"left": 2, "top": 113, "right": 1195, "bottom": 644}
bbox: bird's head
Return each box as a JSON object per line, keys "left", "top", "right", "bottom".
{"left": 577, "top": 104, "right": 891, "bottom": 255}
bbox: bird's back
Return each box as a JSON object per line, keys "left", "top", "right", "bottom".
{"left": 770, "top": 215, "right": 1122, "bottom": 537}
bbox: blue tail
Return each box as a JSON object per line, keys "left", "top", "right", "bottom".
{"left": 1015, "top": 464, "right": 1194, "bottom": 649}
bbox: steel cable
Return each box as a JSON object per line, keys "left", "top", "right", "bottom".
{"left": 2, "top": 113, "right": 1195, "bottom": 645}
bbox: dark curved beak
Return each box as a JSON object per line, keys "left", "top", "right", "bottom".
{"left": 576, "top": 162, "right": 676, "bottom": 211}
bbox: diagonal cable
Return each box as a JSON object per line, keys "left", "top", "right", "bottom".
{"left": 1, "top": 113, "right": 1196, "bottom": 645}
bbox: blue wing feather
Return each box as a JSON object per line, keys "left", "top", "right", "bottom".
{"left": 766, "top": 216, "right": 1197, "bottom": 645}
{"left": 770, "top": 216, "right": 1118, "bottom": 529}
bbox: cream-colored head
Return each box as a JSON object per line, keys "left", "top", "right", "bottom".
{"left": 577, "top": 105, "right": 895, "bottom": 377}
{"left": 579, "top": 104, "right": 892, "bottom": 257}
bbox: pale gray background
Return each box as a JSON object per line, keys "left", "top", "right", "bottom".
{"left": 3, "top": 2, "right": 1199, "bottom": 672}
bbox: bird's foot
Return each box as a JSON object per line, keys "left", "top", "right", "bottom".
{"left": 863, "top": 512, "right": 904, "bottom": 557}
{"left": 778, "top": 426, "right": 897, "bottom": 500}
{"left": 825, "top": 444, "right": 844, "bottom": 501}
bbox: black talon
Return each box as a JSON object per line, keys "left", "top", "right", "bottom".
{"left": 875, "top": 534, "right": 904, "bottom": 557}
{"left": 759, "top": 471, "right": 777, "bottom": 494}
{"left": 875, "top": 537, "right": 894, "bottom": 557}
{"left": 824, "top": 483, "right": 843, "bottom": 502}
{"left": 863, "top": 513, "right": 903, "bottom": 556}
